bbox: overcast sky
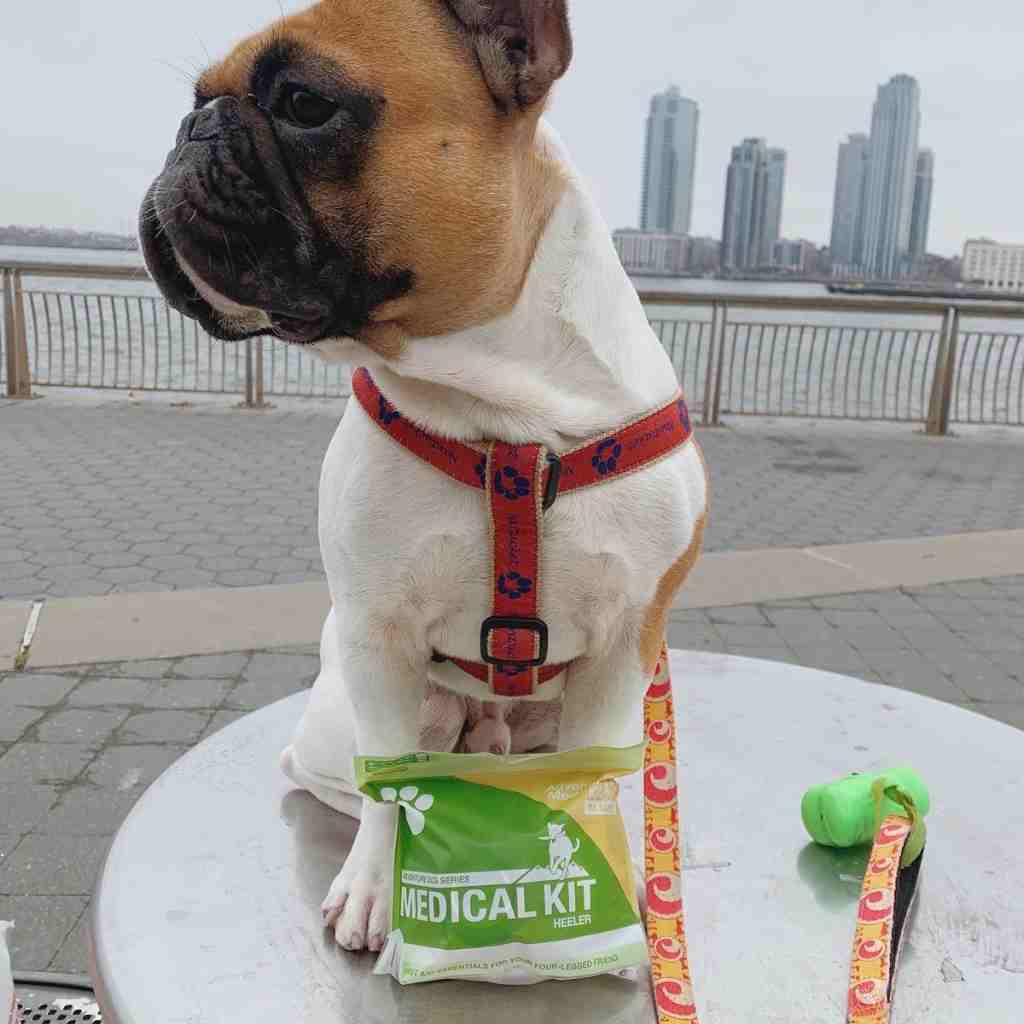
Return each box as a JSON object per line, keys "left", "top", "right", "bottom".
{"left": 2, "top": 0, "right": 1021, "bottom": 256}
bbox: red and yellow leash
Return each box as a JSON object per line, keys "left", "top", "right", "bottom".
{"left": 643, "top": 647, "right": 919, "bottom": 1024}
{"left": 643, "top": 648, "right": 699, "bottom": 1023}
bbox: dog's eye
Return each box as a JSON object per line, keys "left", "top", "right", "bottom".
{"left": 281, "top": 87, "right": 339, "bottom": 128}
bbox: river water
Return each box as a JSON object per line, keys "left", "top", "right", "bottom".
{"left": 2, "top": 245, "right": 1022, "bottom": 424}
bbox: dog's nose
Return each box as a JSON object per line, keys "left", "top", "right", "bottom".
{"left": 188, "top": 101, "right": 222, "bottom": 141}
{"left": 178, "top": 97, "right": 231, "bottom": 145}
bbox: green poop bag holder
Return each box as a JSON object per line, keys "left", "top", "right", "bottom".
{"left": 803, "top": 768, "right": 930, "bottom": 1024}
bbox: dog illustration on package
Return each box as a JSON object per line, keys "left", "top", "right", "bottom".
{"left": 542, "top": 822, "right": 581, "bottom": 879}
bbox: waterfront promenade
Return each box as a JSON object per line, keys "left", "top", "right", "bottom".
{"left": 1, "top": 387, "right": 1022, "bottom": 977}
{"left": 3, "top": 389, "right": 1024, "bottom": 598}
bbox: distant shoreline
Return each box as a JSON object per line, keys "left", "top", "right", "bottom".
{"left": 828, "top": 281, "right": 1024, "bottom": 303}
{"left": 0, "top": 231, "right": 138, "bottom": 252}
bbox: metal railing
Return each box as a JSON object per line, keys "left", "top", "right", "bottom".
{"left": 4, "top": 260, "right": 1024, "bottom": 432}
{"left": 644, "top": 292, "right": 1024, "bottom": 431}
{"left": 1, "top": 262, "right": 347, "bottom": 405}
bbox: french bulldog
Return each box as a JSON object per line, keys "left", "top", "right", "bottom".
{"left": 141, "top": 0, "right": 708, "bottom": 954}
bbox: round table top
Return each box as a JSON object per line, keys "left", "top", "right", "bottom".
{"left": 90, "top": 651, "right": 1024, "bottom": 1023}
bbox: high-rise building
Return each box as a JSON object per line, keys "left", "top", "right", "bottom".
{"left": 829, "top": 133, "right": 871, "bottom": 274}
{"left": 762, "top": 149, "right": 787, "bottom": 265}
{"left": 830, "top": 77, "right": 934, "bottom": 279}
{"left": 721, "top": 138, "right": 786, "bottom": 270}
{"left": 859, "top": 75, "right": 921, "bottom": 278}
{"left": 909, "top": 148, "right": 934, "bottom": 266}
{"left": 639, "top": 86, "right": 700, "bottom": 236}
{"left": 722, "top": 138, "right": 766, "bottom": 270}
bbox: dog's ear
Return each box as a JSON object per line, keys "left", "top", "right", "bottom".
{"left": 444, "top": 0, "right": 572, "bottom": 112}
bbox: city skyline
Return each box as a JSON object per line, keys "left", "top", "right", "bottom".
{"left": 2, "top": 2, "right": 1020, "bottom": 255}
{"left": 627, "top": 75, "right": 938, "bottom": 278}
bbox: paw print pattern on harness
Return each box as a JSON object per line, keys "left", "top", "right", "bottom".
{"left": 494, "top": 466, "right": 531, "bottom": 500}
{"left": 378, "top": 396, "right": 401, "bottom": 425}
{"left": 592, "top": 438, "right": 623, "bottom": 476}
{"left": 381, "top": 785, "right": 435, "bottom": 837}
{"left": 498, "top": 572, "right": 534, "bottom": 600}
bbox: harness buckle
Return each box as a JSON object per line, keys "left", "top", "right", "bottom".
{"left": 480, "top": 616, "right": 549, "bottom": 669}
{"left": 543, "top": 454, "right": 562, "bottom": 511}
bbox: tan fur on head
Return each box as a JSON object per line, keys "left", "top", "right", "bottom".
{"left": 193, "top": 0, "right": 573, "bottom": 352}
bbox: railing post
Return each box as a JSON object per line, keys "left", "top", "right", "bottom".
{"left": 711, "top": 302, "right": 729, "bottom": 426}
{"left": 701, "top": 303, "right": 719, "bottom": 426}
{"left": 938, "top": 308, "right": 960, "bottom": 434}
{"left": 2, "top": 270, "right": 11, "bottom": 394}
{"left": 926, "top": 306, "right": 958, "bottom": 435}
{"left": 244, "top": 338, "right": 255, "bottom": 407}
{"left": 3, "top": 269, "right": 32, "bottom": 398}
{"left": 255, "top": 337, "right": 266, "bottom": 408}
{"left": 242, "top": 336, "right": 267, "bottom": 409}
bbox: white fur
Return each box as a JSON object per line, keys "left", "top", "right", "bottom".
{"left": 274, "top": 123, "right": 708, "bottom": 951}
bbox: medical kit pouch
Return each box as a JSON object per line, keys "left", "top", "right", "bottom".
{"left": 356, "top": 745, "right": 647, "bottom": 986}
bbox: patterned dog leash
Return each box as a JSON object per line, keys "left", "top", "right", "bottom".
{"left": 643, "top": 648, "right": 924, "bottom": 1024}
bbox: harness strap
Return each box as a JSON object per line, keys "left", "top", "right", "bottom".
{"left": 352, "top": 367, "right": 692, "bottom": 501}
{"left": 353, "top": 368, "right": 693, "bottom": 695}
{"left": 444, "top": 657, "right": 568, "bottom": 688}
{"left": 483, "top": 441, "right": 548, "bottom": 697}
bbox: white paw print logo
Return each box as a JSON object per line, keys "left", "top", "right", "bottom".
{"left": 381, "top": 786, "right": 435, "bottom": 836}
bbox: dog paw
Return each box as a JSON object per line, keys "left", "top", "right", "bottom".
{"left": 321, "top": 804, "right": 396, "bottom": 952}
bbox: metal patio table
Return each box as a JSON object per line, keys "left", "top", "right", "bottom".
{"left": 89, "top": 650, "right": 1024, "bottom": 1022}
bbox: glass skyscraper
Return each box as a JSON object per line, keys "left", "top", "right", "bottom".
{"left": 858, "top": 75, "right": 921, "bottom": 278}
{"left": 721, "top": 138, "right": 787, "bottom": 271}
{"left": 639, "top": 86, "right": 700, "bottom": 236}
{"left": 909, "top": 148, "right": 935, "bottom": 267}
{"left": 830, "top": 76, "right": 933, "bottom": 279}
{"left": 829, "top": 133, "right": 870, "bottom": 274}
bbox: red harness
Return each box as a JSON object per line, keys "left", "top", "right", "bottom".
{"left": 352, "top": 367, "right": 693, "bottom": 697}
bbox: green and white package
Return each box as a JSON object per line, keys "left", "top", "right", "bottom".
{"left": 356, "top": 745, "right": 647, "bottom": 986}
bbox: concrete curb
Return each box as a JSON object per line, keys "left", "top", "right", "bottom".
{"left": 3, "top": 529, "right": 1022, "bottom": 669}
{"left": 0, "top": 600, "right": 31, "bottom": 671}
{"left": 678, "top": 529, "right": 1024, "bottom": 609}
{"left": 23, "top": 582, "right": 330, "bottom": 669}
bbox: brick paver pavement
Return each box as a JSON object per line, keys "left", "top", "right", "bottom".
{"left": 1, "top": 576, "right": 1021, "bottom": 976}
{"left": 2, "top": 391, "right": 1024, "bottom": 598}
